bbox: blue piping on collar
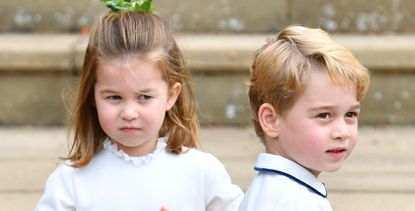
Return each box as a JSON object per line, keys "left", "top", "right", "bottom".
{"left": 254, "top": 167, "right": 327, "bottom": 198}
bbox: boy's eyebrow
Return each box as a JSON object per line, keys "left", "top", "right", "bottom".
{"left": 308, "top": 104, "right": 361, "bottom": 112}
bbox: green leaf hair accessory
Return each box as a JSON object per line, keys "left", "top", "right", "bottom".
{"left": 101, "top": 0, "right": 155, "bottom": 13}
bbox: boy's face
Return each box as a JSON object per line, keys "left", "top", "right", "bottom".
{"left": 276, "top": 71, "right": 360, "bottom": 177}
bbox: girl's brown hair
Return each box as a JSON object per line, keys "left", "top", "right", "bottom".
{"left": 248, "top": 26, "right": 370, "bottom": 140}
{"left": 64, "top": 11, "right": 199, "bottom": 168}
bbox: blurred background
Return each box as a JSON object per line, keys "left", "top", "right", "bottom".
{"left": 0, "top": 0, "right": 414, "bottom": 210}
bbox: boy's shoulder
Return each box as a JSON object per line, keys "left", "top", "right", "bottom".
{"left": 242, "top": 173, "right": 332, "bottom": 211}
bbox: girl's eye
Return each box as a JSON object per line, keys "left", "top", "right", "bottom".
{"left": 138, "top": 95, "right": 152, "bottom": 101}
{"left": 346, "top": 112, "right": 359, "bottom": 118}
{"left": 107, "top": 95, "right": 121, "bottom": 100}
{"left": 317, "top": 113, "right": 330, "bottom": 119}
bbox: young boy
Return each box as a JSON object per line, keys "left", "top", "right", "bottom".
{"left": 238, "top": 26, "right": 370, "bottom": 210}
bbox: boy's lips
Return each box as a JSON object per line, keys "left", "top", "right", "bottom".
{"left": 326, "top": 147, "right": 347, "bottom": 159}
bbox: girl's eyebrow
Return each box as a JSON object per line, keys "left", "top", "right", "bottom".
{"left": 98, "top": 88, "right": 156, "bottom": 95}
{"left": 135, "top": 89, "right": 152, "bottom": 94}
{"left": 99, "top": 89, "right": 118, "bottom": 94}
{"left": 134, "top": 89, "right": 156, "bottom": 95}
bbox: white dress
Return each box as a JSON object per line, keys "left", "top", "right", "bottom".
{"left": 36, "top": 136, "right": 243, "bottom": 211}
{"left": 238, "top": 153, "right": 333, "bottom": 211}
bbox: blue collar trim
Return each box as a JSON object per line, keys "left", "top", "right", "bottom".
{"left": 254, "top": 167, "right": 327, "bottom": 198}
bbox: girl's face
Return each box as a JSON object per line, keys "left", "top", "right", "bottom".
{"left": 274, "top": 71, "right": 360, "bottom": 177}
{"left": 94, "top": 57, "right": 180, "bottom": 156}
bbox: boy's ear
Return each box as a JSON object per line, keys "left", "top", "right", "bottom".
{"left": 166, "top": 82, "right": 181, "bottom": 110}
{"left": 258, "top": 103, "right": 279, "bottom": 138}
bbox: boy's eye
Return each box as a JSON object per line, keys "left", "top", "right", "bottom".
{"left": 317, "top": 113, "right": 330, "bottom": 119}
{"left": 345, "top": 112, "right": 359, "bottom": 118}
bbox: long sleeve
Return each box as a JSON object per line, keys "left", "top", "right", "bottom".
{"left": 204, "top": 154, "right": 244, "bottom": 211}
{"left": 35, "top": 165, "right": 76, "bottom": 211}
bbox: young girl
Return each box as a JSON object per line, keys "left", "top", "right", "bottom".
{"left": 35, "top": 3, "right": 243, "bottom": 211}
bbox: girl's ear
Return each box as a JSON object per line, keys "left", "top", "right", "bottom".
{"left": 166, "top": 82, "right": 181, "bottom": 110}
{"left": 258, "top": 103, "right": 279, "bottom": 138}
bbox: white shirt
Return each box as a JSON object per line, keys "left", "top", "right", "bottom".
{"left": 36, "top": 137, "right": 243, "bottom": 211}
{"left": 238, "top": 153, "right": 333, "bottom": 211}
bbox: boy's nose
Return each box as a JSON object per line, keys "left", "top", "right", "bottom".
{"left": 331, "top": 120, "right": 351, "bottom": 141}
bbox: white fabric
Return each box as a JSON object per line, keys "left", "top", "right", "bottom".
{"left": 238, "top": 153, "right": 333, "bottom": 211}
{"left": 36, "top": 136, "right": 243, "bottom": 211}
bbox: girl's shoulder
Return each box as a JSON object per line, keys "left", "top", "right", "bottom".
{"left": 49, "top": 161, "right": 77, "bottom": 178}
{"left": 166, "top": 147, "right": 226, "bottom": 171}
{"left": 41, "top": 161, "right": 77, "bottom": 193}
{"left": 47, "top": 158, "right": 95, "bottom": 179}
{"left": 176, "top": 147, "right": 219, "bottom": 160}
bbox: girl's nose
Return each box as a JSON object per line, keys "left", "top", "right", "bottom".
{"left": 331, "top": 119, "right": 351, "bottom": 141}
{"left": 120, "top": 104, "right": 139, "bottom": 120}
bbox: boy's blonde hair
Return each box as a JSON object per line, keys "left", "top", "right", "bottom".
{"left": 248, "top": 26, "right": 370, "bottom": 140}
{"left": 65, "top": 11, "right": 199, "bottom": 168}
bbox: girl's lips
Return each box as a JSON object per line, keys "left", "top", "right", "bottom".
{"left": 120, "top": 127, "right": 141, "bottom": 132}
